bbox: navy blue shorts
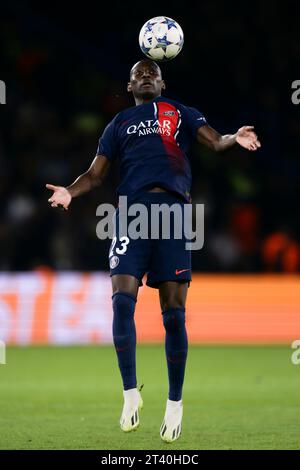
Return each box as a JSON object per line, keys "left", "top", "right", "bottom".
{"left": 108, "top": 192, "right": 191, "bottom": 289}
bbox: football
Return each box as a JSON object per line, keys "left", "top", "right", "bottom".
{"left": 139, "top": 16, "right": 184, "bottom": 61}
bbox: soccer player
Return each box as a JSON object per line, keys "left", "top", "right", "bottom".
{"left": 46, "top": 59, "right": 260, "bottom": 442}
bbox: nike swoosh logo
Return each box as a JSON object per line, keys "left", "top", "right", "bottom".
{"left": 175, "top": 269, "right": 190, "bottom": 275}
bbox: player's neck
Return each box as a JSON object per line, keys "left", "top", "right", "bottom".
{"left": 134, "top": 94, "right": 161, "bottom": 106}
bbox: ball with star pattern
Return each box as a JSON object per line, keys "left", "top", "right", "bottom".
{"left": 139, "top": 16, "right": 184, "bottom": 61}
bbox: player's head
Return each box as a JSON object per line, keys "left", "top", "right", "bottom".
{"left": 127, "top": 59, "right": 166, "bottom": 102}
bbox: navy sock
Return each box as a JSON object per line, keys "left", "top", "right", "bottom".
{"left": 163, "top": 308, "right": 188, "bottom": 401}
{"left": 112, "top": 292, "right": 137, "bottom": 391}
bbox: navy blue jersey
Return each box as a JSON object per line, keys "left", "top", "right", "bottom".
{"left": 96, "top": 96, "right": 207, "bottom": 202}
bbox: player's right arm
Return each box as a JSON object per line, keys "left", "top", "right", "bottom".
{"left": 46, "top": 155, "right": 111, "bottom": 210}
{"left": 196, "top": 124, "right": 261, "bottom": 152}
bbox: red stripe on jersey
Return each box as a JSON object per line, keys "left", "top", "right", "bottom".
{"left": 156, "top": 101, "right": 183, "bottom": 157}
{"left": 156, "top": 101, "right": 185, "bottom": 172}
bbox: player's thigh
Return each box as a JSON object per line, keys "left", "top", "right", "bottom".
{"left": 159, "top": 281, "right": 188, "bottom": 311}
{"left": 111, "top": 274, "right": 139, "bottom": 298}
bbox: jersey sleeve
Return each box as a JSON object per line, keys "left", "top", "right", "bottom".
{"left": 185, "top": 106, "right": 207, "bottom": 137}
{"left": 96, "top": 117, "right": 118, "bottom": 161}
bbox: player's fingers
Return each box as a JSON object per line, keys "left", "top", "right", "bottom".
{"left": 46, "top": 184, "right": 58, "bottom": 191}
{"left": 51, "top": 202, "right": 58, "bottom": 208}
{"left": 252, "top": 138, "right": 261, "bottom": 148}
{"left": 244, "top": 126, "right": 254, "bottom": 130}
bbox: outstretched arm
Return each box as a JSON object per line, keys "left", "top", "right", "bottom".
{"left": 46, "top": 155, "right": 111, "bottom": 210}
{"left": 196, "top": 124, "right": 261, "bottom": 152}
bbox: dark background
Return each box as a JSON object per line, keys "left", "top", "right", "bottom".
{"left": 0, "top": 0, "right": 299, "bottom": 272}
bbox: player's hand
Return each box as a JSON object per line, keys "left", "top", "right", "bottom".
{"left": 46, "top": 184, "right": 72, "bottom": 211}
{"left": 236, "top": 126, "right": 261, "bottom": 151}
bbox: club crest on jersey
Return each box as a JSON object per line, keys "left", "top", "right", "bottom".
{"left": 163, "top": 111, "right": 175, "bottom": 116}
{"left": 110, "top": 255, "right": 119, "bottom": 269}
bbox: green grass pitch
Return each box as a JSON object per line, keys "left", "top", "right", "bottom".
{"left": 0, "top": 345, "right": 299, "bottom": 450}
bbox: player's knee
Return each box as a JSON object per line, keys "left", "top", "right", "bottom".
{"left": 112, "top": 275, "right": 139, "bottom": 298}
{"left": 162, "top": 308, "right": 186, "bottom": 333}
{"left": 161, "top": 298, "right": 186, "bottom": 312}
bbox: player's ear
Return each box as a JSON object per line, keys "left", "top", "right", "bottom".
{"left": 161, "top": 80, "right": 166, "bottom": 90}
{"left": 127, "top": 82, "right": 132, "bottom": 92}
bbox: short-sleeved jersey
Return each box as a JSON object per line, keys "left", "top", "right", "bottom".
{"left": 96, "top": 96, "right": 207, "bottom": 202}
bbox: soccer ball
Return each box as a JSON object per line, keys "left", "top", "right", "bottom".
{"left": 139, "top": 16, "right": 184, "bottom": 61}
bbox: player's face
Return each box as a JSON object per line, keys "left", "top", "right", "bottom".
{"left": 128, "top": 60, "right": 165, "bottom": 101}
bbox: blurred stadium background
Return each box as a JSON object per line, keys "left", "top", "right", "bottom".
{"left": 0, "top": 1, "right": 300, "bottom": 450}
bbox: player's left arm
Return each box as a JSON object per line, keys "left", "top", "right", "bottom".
{"left": 196, "top": 124, "right": 261, "bottom": 152}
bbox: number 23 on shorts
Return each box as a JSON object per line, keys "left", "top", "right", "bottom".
{"left": 109, "top": 236, "right": 130, "bottom": 257}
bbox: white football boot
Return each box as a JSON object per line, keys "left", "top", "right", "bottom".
{"left": 160, "top": 399, "right": 183, "bottom": 442}
{"left": 120, "top": 387, "right": 143, "bottom": 432}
